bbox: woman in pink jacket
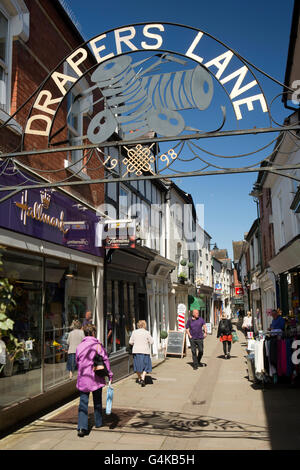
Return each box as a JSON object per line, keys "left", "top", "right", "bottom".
{"left": 76, "top": 324, "right": 113, "bottom": 437}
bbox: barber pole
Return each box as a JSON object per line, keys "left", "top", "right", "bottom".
{"left": 177, "top": 303, "right": 187, "bottom": 331}
{"left": 177, "top": 313, "right": 186, "bottom": 330}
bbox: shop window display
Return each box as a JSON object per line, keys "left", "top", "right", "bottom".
{"left": 0, "top": 248, "right": 43, "bottom": 408}
{"left": 44, "top": 258, "right": 96, "bottom": 390}
{"left": 0, "top": 247, "right": 97, "bottom": 407}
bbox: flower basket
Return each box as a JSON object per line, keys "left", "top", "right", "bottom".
{"left": 178, "top": 272, "right": 187, "bottom": 284}
{"left": 160, "top": 330, "right": 168, "bottom": 340}
{"left": 180, "top": 259, "right": 187, "bottom": 266}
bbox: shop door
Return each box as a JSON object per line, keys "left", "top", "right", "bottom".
{"left": 138, "top": 293, "right": 147, "bottom": 321}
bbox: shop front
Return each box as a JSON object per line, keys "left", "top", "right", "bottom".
{"left": 269, "top": 237, "right": 300, "bottom": 320}
{"left": 146, "top": 254, "right": 176, "bottom": 358}
{"left": 0, "top": 174, "right": 103, "bottom": 431}
{"left": 194, "top": 286, "right": 213, "bottom": 324}
{"left": 104, "top": 246, "right": 155, "bottom": 381}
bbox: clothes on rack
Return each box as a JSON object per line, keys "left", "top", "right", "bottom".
{"left": 253, "top": 334, "right": 300, "bottom": 382}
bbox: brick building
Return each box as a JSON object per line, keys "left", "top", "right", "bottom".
{"left": 0, "top": 0, "right": 106, "bottom": 433}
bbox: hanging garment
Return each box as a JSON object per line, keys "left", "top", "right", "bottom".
{"left": 254, "top": 340, "right": 265, "bottom": 374}
{"left": 286, "top": 338, "right": 293, "bottom": 377}
{"left": 263, "top": 340, "right": 269, "bottom": 375}
{"left": 277, "top": 339, "right": 287, "bottom": 377}
{"left": 265, "top": 339, "right": 276, "bottom": 377}
{"left": 269, "top": 337, "right": 278, "bottom": 369}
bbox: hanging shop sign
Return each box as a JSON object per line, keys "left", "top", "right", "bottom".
{"left": 215, "top": 282, "right": 222, "bottom": 291}
{"left": 96, "top": 220, "right": 136, "bottom": 249}
{"left": 235, "top": 287, "right": 244, "bottom": 296}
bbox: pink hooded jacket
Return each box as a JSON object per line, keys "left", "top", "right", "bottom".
{"left": 76, "top": 336, "right": 113, "bottom": 392}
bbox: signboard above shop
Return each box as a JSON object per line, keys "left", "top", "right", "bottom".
{"left": 0, "top": 171, "right": 103, "bottom": 258}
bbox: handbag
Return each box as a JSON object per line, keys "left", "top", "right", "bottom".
{"left": 93, "top": 344, "right": 109, "bottom": 377}
{"left": 232, "top": 330, "right": 239, "bottom": 343}
{"left": 106, "top": 385, "right": 114, "bottom": 415}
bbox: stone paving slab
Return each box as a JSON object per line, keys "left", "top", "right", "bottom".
{"left": 2, "top": 327, "right": 300, "bottom": 450}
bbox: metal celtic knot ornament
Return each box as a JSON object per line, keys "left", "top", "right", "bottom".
{"left": 123, "top": 144, "right": 155, "bottom": 176}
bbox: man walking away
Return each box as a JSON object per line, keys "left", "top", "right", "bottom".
{"left": 186, "top": 309, "right": 207, "bottom": 369}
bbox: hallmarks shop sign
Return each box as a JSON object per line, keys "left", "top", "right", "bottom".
{"left": 24, "top": 23, "right": 268, "bottom": 141}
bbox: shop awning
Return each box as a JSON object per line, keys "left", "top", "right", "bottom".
{"left": 268, "top": 237, "right": 300, "bottom": 274}
{"left": 188, "top": 295, "right": 206, "bottom": 310}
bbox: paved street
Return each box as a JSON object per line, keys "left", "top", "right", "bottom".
{"left": 1, "top": 326, "right": 300, "bottom": 451}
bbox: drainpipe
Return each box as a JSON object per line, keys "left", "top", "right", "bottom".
{"left": 165, "top": 183, "right": 171, "bottom": 260}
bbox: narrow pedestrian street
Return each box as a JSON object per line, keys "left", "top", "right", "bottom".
{"left": 1, "top": 326, "right": 300, "bottom": 451}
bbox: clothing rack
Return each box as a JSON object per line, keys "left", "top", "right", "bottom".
{"left": 247, "top": 330, "right": 300, "bottom": 387}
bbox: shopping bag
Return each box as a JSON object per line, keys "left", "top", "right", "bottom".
{"left": 106, "top": 385, "right": 114, "bottom": 415}
{"left": 232, "top": 331, "right": 239, "bottom": 343}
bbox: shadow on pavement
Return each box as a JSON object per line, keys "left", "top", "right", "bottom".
{"left": 46, "top": 405, "right": 269, "bottom": 442}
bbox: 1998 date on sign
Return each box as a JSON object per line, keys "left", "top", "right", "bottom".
{"left": 104, "top": 454, "right": 195, "bottom": 466}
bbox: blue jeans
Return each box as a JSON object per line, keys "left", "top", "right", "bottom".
{"left": 78, "top": 388, "right": 103, "bottom": 431}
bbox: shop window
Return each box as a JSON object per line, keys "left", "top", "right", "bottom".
{"left": 67, "top": 90, "right": 83, "bottom": 167}
{"left": 44, "top": 258, "right": 95, "bottom": 391}
{"left": 105, "top": 280, "right": 136, "bottom": 356}
{"left": 119, "top": 186, "right": 129, "bottom": 219}
{"left": 0, "top": 248, "right": 43, "bottom": 408}
{"left": 106, "top": 281, "right": 113, "bottom": 355}
{"left": 0, "top": 10, "right": 8, "bottom": 111}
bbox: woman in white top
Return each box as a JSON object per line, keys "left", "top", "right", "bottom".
{"left": 242, "top": 311, "right": 253, "bottom": 338}
{"left": 129, "top": 320, "right": 154, "bottom": 387}
{"left": 67, "top": 320, "right": 84, "bottom": 379}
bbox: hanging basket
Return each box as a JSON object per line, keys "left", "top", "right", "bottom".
{"left": 160, "top": 331, "right": 168, "bottom": 340}
{"left": 180, "top": 259, "right": 187, "bottom": 266}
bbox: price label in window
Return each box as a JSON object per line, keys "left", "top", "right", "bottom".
{"left": 25, "top": 340, "right": 33, "bottom": 351}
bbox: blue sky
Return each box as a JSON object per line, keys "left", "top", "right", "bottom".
{"left": 63, "top": 0, "right": 294, "bottom": 258}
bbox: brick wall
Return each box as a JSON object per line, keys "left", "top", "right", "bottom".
{"left": 3, "top": 0, "right": 104, "bottom": 208}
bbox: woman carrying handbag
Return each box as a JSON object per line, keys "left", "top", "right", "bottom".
{"left": 76, "top": 324, "right": 113, "bottom": 437}
{"left": 217, "top": 313, "right": 234, "bottom": 359}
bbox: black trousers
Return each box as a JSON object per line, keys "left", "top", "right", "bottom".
{"left": 222, "top": 341, "right": 232, "bottom": 355}
{"left": 190, "top": 338, "right": 204, "bottom": 366}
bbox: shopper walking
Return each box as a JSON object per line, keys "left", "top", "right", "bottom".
{"left": 217, "top": 313, "right": 233, "bottom": 359}
{"left": 76, "top": 324, "right": 113, "bottom": 437}
{"left": 66, "top": 320, "right": 84, "bottom": 379}
{"left": 129, "top": 320, "right": 154, "bottom": 387}
{"left": 186, "top": 309, "right": 207, "bottom": 370}
{"left": 82, "top": 310, "right": 92, "bottom": 327}
{"left": 242, "top": 311, "right": 253, "bottom": 338}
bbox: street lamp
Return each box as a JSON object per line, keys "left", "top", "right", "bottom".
{"left": 209, "top": 241, "right": 218, "bottom": 251}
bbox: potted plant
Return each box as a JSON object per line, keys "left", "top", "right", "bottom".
{"left": 180, "top": 259, "right": 187, "bottom": 266}
{"left": 178, "top": 272, "right": 188, "bottom": 284}
{"left": 188, "top": 262, "right": 194, "bottom": 268}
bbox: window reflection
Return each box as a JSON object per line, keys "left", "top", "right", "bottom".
{"left": 105, "top": 280, "right": 136, "bottom": 355}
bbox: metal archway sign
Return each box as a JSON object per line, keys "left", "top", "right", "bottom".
{"left": 1, "top": 22, "right": 300, "bottom": 198}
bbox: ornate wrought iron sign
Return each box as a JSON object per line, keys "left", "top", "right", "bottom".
{"left": 0, "top": 22, "right": 299, "bottom": 195}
